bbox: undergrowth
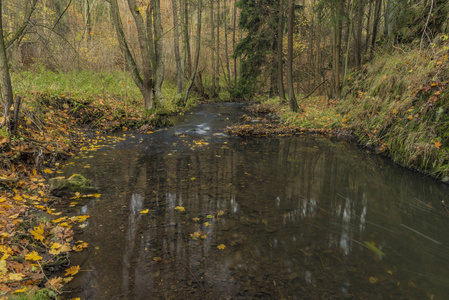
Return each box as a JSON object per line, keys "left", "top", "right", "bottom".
{"left": 339, "top": 35, "right": 449, "bottom": 179}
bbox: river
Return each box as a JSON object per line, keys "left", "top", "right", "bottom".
{"left": 62, "top": 103, "right": 449, "bottom": 299}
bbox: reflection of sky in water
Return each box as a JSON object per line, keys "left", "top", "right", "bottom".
{"left": 62, "top": 105, "right": 449, "bottom": 299}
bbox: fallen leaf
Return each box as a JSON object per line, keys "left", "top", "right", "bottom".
{"left": 140, "top": 209, "right": 149, "bottom": 214}
{"left": 13, "top": 287, "right": 27, "bottom": 294}
{"left": 25, "top": 251, "right": 42, "bottom": 261}
{"left": 217, "top": 244, "right": 226, "bottom": 250}
{"left": 0, "top": 260, "right": 7, "bottom": 275}
{"left": 43, "top": 169, "right": 53, "bottom": 174}
{"left": 9, "top": 273, "right": 25, "bottom": 281}
{"left": 435, "top": 140, "right": 442, "bottom": 149}
{"left": 45, "top": 277, "right": 63, "bottom": 290}
{"left": 30, "top": 224, "right": 45, "bottom": 241}
{"left": 65, "top": 265, "right": 80, "bottom": 276}
{"left": 175, "top": 206, "right": 185, "bottom": 212}
{"left": 369, "top": 276, "right": 379, "bottom": 284}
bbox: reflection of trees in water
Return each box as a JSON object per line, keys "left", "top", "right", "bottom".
{"left": 67, "top": 136, "right": 449, "bottom": 299}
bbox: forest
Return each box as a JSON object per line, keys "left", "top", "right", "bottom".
{"left": 1, "top": 0, "right": 449, "bottom": 298}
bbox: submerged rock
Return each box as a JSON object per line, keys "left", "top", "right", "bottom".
{"left": 50, "top": 174, "right": 96, "bottom": 196}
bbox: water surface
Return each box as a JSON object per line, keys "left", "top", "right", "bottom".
{"left": 63, "top": 103, "right": 449, "bottom": 299}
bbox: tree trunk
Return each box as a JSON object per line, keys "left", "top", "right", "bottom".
{"left": 370, "top": 0, "right": 382, "bottom": 59}
{"left": 172, "top": 0, "right": 183, "bottom": 104}
{"left": 233, "top": 0, "right": 237, "bottom": 84}
{"left": 183, "top": 0, "right": 202, "bottom": 103}
{"left": 153, "top": 0, "right": 164, "bottom": 105}
{"left": 344, "top": 0, "right": 354, "bottom": 81}
{"left": 224, "top": 0, "right": 231, "bottom": 85}
{"left": 210, "top": 0, "right": 216, "bottom": 97}
{"left": 215, "top": 0, "right": 220, "bottom": 93}
{"left": 110, "top": 0, "right": 157, "bottom": 111}
{"left": 332, "top": 0, "right": 343, "bottom": 97}
{"left": 0, "top": 0, "right": 14, "bottom": 128}
{"left": 365, "top": 0, "right": 373, "bottom": 56}
{"left": 287, "top": 0, "right": 299, "bottom": 112}
{"left": 278, "top": 0, "right": 286, "bottom": 103}
{"left": 181, "top": 0, "right": 192, "bottom": 79}
{"left": 354, "top": 0, "right": 364, "bottom": 68}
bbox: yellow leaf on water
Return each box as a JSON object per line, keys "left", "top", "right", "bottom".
{"left": 204, "top": 222, "right": 211, "bottom": 227}
{"left": 175, "top": 206, "right": 185, "bottom": 212}
{"left": 217, "top": 244, "right": 226, "bottom": 250}
{"left": 140, "top": 209, "right": 149, "bottom": 214}
{"left": 25, "top": 251, "right": 42, "bottom": 261}
{"left": 65, "top": 265, "right": 80, "bottom": 276}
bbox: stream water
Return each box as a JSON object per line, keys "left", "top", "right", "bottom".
{"left": 62, "top": 103, "right": 449, "bottom": 299}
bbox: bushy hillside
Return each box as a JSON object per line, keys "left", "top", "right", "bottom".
{"left": 340, "top": 35, "right": 449, "bottom": 180}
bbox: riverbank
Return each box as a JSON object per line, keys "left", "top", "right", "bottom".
{"left": 0, "top": 71, "right": 194, "bottom": 298}
{"left": 233, "top": 37, "right": 449, "bottom": 182}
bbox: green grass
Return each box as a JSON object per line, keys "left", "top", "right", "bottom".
{"left": 10, "top": 288, "right": 58, "bottom": 300}
{"left": 10, "top": 68, "right": 199, "bottom": 113}
{"left": 258, "top": 96, "right": 343, "bottom": 130}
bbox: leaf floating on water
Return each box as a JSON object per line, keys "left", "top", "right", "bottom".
{"left": 175, "top": 206, "right": 185, "bottom": 212}
{"left": 140, "top": 209, "right": 149, "bottom": 214}
{"left": 364, "top": 241, "right": 385, "bottom": 257}
{"left": 204, "top": 222, "right": 211, "bottom": 227}
{"left": 65, "top": 265, "right": 80, "bottom": 276}
{"left": 369, "top": 276, "right": 378, "bottom": 284}
{"left": 190, "top": 231, "right": 202, "bottom": 240}
{"left": 217, "top": 244, "right": 226, "bottom": 250}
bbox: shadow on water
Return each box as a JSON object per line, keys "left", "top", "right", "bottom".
{"left": 62, "top": 103, "right": 449, "bottom": 299}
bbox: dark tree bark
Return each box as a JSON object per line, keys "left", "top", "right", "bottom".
{"left": 183, "top": 0, "right": 202, "bottom": 103}
{"left": 370, "top": 0, "right": 382, "bottom": 58}
{"left": 210, "top": 0, "right": 217, "bottom": 97}
{"left": 172, "top": 0, "right": 183, "bottom": 104}
{"left": 0, "top": 0, "right": 14, "bottom": 128}
{"left": 287, "top": 0, "right": 299, "bottom": 112}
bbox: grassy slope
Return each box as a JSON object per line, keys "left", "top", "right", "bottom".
{"left": 339, "top": 37, "right": 449, "bottom": 180}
